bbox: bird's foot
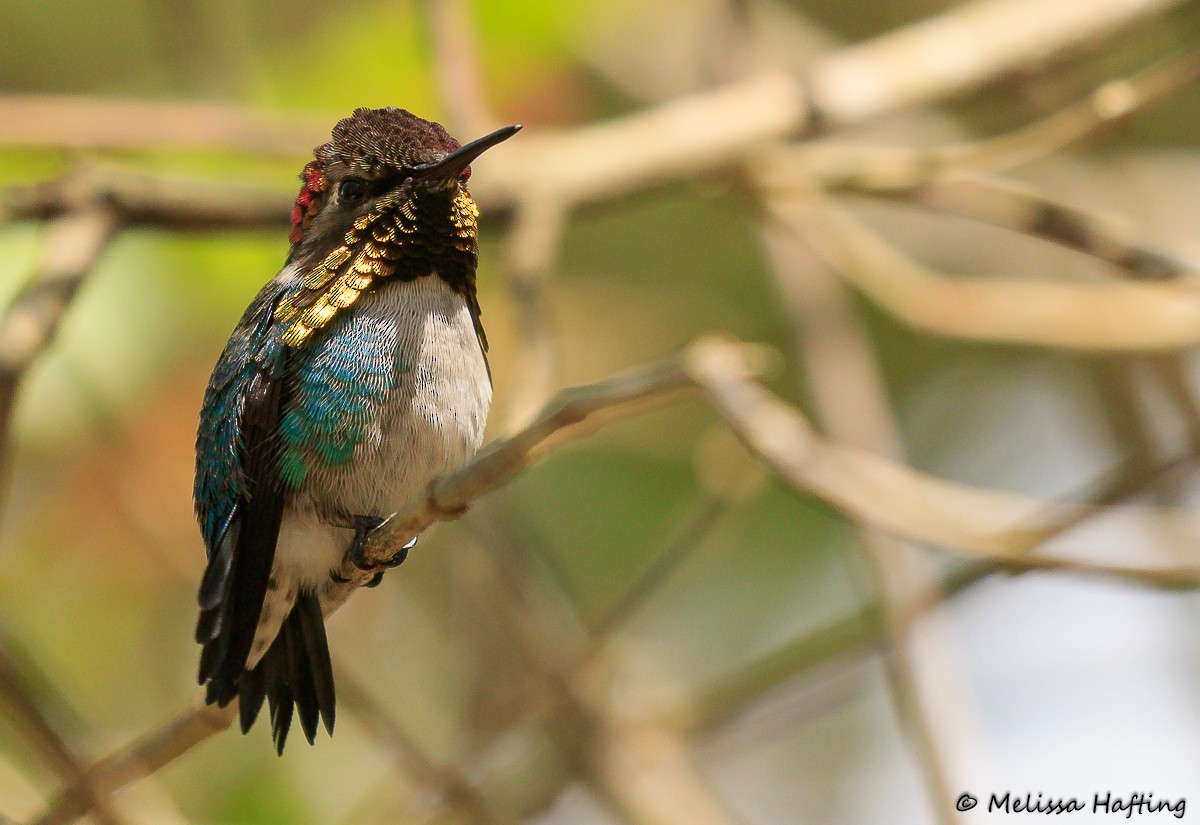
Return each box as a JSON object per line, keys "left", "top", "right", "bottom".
{"left": 347, "top": 515, "right": 387, "bottom": 571}
{"left": 382, "top": 535, "right": 417, "bottom": 568}
{"left": 340, "top": 517, "right": 418, "bottom": 588}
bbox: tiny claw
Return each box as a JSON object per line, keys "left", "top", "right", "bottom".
{"left": 329, "top": 571, "right": 350, "bottom": 584}
{"left": 364, "top": 571, "right": 386, "bottom": 588}
{"left": 347, "top": 515, "right": 386, "bottom": 571}
{"left": 383, "top": 535, "right": 417, "bottom": 568}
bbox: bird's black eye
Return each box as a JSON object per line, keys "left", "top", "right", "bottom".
{"left": 339, "top": 177, "right": 367, "bottom": 202}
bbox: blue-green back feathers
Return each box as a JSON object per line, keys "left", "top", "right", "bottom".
{"left": 277, "top": 314, "right": 400, "bottom": 487}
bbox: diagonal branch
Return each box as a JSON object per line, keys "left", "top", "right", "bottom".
{"left": 764, "top": 193, "right": 1200, "bottom": 351}
{"left": 34, "top": 336, "right": 1200, "bottom": 823}
{"left": 0, "top": 207, "right": 118, "bottom": 440}
{"left": 32, "top": 703, "right": 235, "bottom": 825}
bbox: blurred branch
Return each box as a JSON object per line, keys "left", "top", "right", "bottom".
{"left": 759, "top": 209, "right": 964, "bottom": 824}
{"left": 0, "top": 96, "right": 326, "bottom": 156}
{"left": 502, "top": 197, "right": 566, "bottom": 431}
{"left": 775, "top": 47, "right": 1200, "bottom": 189}
{"left": 0, "top": 208, "right": 117, "bottom": 437}
{"left": 765, "top": 193, "right": 1200, "bottom": 350}
{"left": 422, "top": 0, "right": 495, "bottom": 138}
{"left": 687, "top": 338, "right": 1200, "bottom": 580}
{"left": 4, "top": 166, "right": 288, "bottom": 230}
{"left": 691, "top": 447, "right": 1200, "bottom": 731}
{"left": 0, "top": 1, "right": 1184, "bottom": 213}
{"left": 800, "top": 0, "right": 1185, "bottom": 125}
{"left": 33, "top": 703, "right": 235, "bottom": 825}
{"left": 862, "top": 173, "right": 1191, "bottom": 279}
{"left": 585, "top": 718, "right": 747, "bottom": 825}
{"left": 335, "top": 666, "right": 511, "bottom": 825}
{"left": 0, "top": 643, "right": 127, "bottom": 825}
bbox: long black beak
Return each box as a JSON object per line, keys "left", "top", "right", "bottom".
{"left": 412, "top": 124, "right": 522, "bottom": 181}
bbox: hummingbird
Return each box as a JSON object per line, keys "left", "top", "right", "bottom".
{"left": 193, "top": 107, "right": 520, "bottom": 753}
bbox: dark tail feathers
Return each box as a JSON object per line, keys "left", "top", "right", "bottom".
{"left": 206, "top": 594, "right": 335, "bottom": 754}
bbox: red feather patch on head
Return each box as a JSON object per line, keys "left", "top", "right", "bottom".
{"left": 289, "top": 161, "right": 328, "bottom": 245}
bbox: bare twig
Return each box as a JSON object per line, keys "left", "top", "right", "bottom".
{"left": 4, "top": 166, "right": 289, "bottom": 231}
{"left": 335, "top": 666, "right": 510, "bottom": 825}
{"left": 0, "top": 207, "right": 118, "bottom": 437}
{"left": 759, "top": 216, "right": 965, "bottom": 825}
{"left": 862, "top": 172, "right": 1191, "bottom": 279}
{"left": 321, "top": 343, "right": 769, "bottom": 607}
{"left": 422, "top": 0, "right": 494, "bottom": 138}
{"left": 33, "top": 703, "right": 235, "bottom": 825}
{"left": 0, "top": 643, "right": 127, "bottom": 825}
{"left": 764, "top": 193, "right": 1200, "bottom": 351}
{"left": 0, "top": 96, "right": 327, "bottom": 155}
{"left": 503, "top": 197, "right": 567, "bottom": 431}
{"left": 802, "top": 0, "right": 1185, "bottom": 125}
{"left": 691, "top": 447, "right": 1200, "bottom": 731}
{"left": 773, "top": 48, "right": 1200, "bottom": 189}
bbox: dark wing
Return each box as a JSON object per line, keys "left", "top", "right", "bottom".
{"left": 194, "top": 279, "right": 337, "bottom": 753}
{"left": 194, "top": 285, "right": 289, "bottom": 708}
{"left": 466, "top": 292, "right": 491, "bottom": 384}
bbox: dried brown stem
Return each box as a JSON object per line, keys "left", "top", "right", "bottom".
{"left": 0, "top": 644, "right": 126, "bottom": 825}
{"left": 4, "top": 166, "right": 289, "bottom": 231}
{"left": 773, "top": 48, "right": 1200, "bottom": 189}
{"left": 759, "top": 215, "right": 964, "bottom": 824}
{"left": 864, "top": 173, "right": 1191, "bottom": 279}
{"left": 0, "top": 96, "right": 327, "bottom": 156}
{"left": 32, "top": 703, "right": 235, "bottom": 825}
{"left": 503, "top": 197, "right": 566, "bottom": 431}
{"left": 422, "top": 0, "right": 495, "bottom": 138}
{"left": 764, "top": 193, "right": 1200, "bottom": 351}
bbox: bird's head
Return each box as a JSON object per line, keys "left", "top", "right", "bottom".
{"left": 288, "top": 106, "right": 519, "bottom": 256}
{"left": 275, "top": 108, "right": 520, "bottom": 347}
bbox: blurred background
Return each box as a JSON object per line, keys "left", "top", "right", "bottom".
{"left": 2, "top": 0, "right": 1200, "bottom": 823}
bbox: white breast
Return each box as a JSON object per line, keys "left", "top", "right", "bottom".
{"left": 274, "top": 276, "right": 492, "bottom": 592}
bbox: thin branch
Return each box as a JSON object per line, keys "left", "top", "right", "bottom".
{"left": 771, "top": 48, "right": 1200, "bottom": 190}
{"left": 861, "top": 172, "right": 1191, "bottom": 279}
{"left": 4, "top": 166, "right": 289, "bottom": 231}
{"left": 32, "top": 703, "right": 235, "bottom": 825}
{"left": 686, "top": 338, "right": 1200, "bottom": 578}
{"left": 422, "top": 0, "right": 495, "bottom": 138}
{"left": 690, "top": 447, "right": 1200, "bottom": 731}
{"left": 0, "top": 208, "right": 118, "bottom": 438}
{"left": 0, "top": 643, "right": 127, "bottom": 825}
{"left": 0, "top": 96, "right": 327, "bottom": 156}
{"left": 335, "top": 665, "right": 510, "bottom": 825}
{"left": 802, "top": 0, "right": 1185, "bottom": 126}
{"left": 764, "top": 193, "right": 1200, "bottom": 351}
{"left": 502, "top": 197, "right": 566, "bottom": 432}
{"left": 758, "top": 216, "right": 964, "bottom": 825}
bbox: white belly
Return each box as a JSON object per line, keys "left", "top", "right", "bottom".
{"left": 247, "top": 276, "right": 490, "bottom": 665}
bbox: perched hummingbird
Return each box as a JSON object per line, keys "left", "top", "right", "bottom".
{"left": 194, "top": 108, "right": 520, "bottom": 753}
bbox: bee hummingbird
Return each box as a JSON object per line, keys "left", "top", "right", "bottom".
{"left": 193, "top": 108, "right": 520, "bottom": 753}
